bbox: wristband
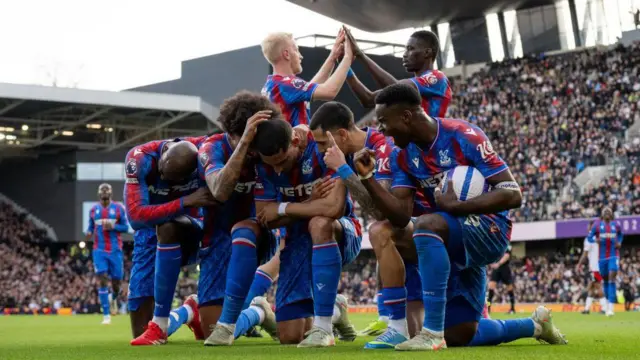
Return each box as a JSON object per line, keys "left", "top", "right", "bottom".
{"left": 337, "top": 164, "right": 355, "bottom": 180}
{"left": 347, "top": 68, "right": 355, "bottom": 78}
{"left": 277, "top": 202, "right": 289, "bottom": 216}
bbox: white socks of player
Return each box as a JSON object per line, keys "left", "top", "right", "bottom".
{"left": 152, "top": 316, "right": 169, "bottom": 333}
{"left": 251, "top": 305, "right": 266, "bottom": 324}
{"left": 600, "top": 297, "right": 608, "bottom": 310}
{"left": 314, "top": 305, "right": 342, "bottom": 333}
{"left": 585, "top": 297, "right": 593, "bottom": 311}
{"left": 379, "top": 315, "right": 390, "bottom": 324}
{"left": 533, "top": 322, "right": 542, "bottom": 337}
{"left": 389, "top": 318, "right": 409, "bottom": 338}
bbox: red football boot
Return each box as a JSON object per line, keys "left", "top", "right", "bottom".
{"left": 130, "top": 321, "right": 167, "bottom": 346}
{"left": 184, "top": 294, "right": 205, "bottom": 340}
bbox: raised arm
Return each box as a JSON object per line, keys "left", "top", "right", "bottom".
{"left": 309, "top": 29, "right": 345, "bottom": 84}
{"left": 345, "top": 27, "right": 398, "bottom": 87}
{"left": 203, "top": 111, "right": 270, "bottom": 203}
{"left": 312, "top": 34, "right": 355, "bottom": 101}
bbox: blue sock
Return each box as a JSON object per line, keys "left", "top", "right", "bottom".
{"left": 414, "top": 230, "right": 450, "bottom": 333}
{"left": 153, "top": 244, "right": 183, "bottom": 317}
{"left": 608, "top": 281, "right": 617, "bottom": 304}
{"left": 242, "top": 270, "right": 273, "bottom": 310}
{"left": 382, "top": 287, "right": 407, "bottom": 321}
{"left": 602, "top": 281, "right": 609, "bottom": 301}
{"left": 312, "top": 242, "right": 342, "bottom": 317}
{"left": 219, "top": 228, "right": 258, "bottom": 324}
{"left": 377, "top": 292, "right": 389, "bottom": 319}
{"left": 167, "top": 305, "right": 191, "bottom": 336}
{"left": 469, "top": 318, "right": 535, "bottom": 346}
{"left": 98, "top": 287, "right": 110, "bottom": 316}
{"left": 234, "top": 307, "right": 262, "bottom": 339}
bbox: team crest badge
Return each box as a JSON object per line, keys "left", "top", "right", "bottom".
{"left": 439, "top": 150, "right": 451, "bottom": 166}
{"left": 109, "top": 209, "right": 116, "bottom": 216}
{"left": 291, "top": 78, "right": 306, "bottom": 89}
{"left": 412, "top": 158, "right": 420, "bottom": 168}
{"left": 302, "top": 158, "right": 313, "bottom": 175}
{"left": 199, "top": 152, "right": 209, "bottom": 168}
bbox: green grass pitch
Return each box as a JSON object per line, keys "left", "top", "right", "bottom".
{"left": 1, "top": 312, "right": 639, "bottom": 359}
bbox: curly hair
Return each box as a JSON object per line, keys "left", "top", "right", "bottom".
{"left": 217, "top": 91, "right": 281, "bottom": 136}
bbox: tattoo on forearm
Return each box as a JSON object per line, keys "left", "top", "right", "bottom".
{"left": 343, "top": 174, "right": 389, "bottom": 221}
{"left": 206, "top": 142, "right": 249, "bottom": 203}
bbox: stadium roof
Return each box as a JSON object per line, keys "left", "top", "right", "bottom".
{"left": 288, "top": 0, "right": 556, "bottom": 32}
{"left": 0, "top": 83, "right": 220, "bottom": 158}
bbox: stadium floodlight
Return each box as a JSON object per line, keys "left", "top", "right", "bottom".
{"left": 0, "top": 127, "right": 14, "bottom": 132}
{"left": 5, "top": 134, "right": 17, "bottom": 140}
{"left": 105, "top": 127, "right": 114, "bottom": 132}
{"left": 0, "top": 133, "right": 5, "bottom": 140}
{"left": 61, "top": 131, "right": 74, "bottom": 136}
{"left": 86, "top": 124, "right": 102, "bottom": 129}
{"left": 79, "top": 241, "right": 86, "bottom": 249}
{"left": 21, "top": 125, "right": 29, "bottom": 131}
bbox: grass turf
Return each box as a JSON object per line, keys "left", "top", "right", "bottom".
{"left": 1, "top": 311, "right": 638, "bottom": 359}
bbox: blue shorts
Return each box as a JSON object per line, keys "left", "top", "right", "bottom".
{"left": 598, "top": 257, "right": 619, "bottom": 278}
{"left": 127, "top": 216, "right": 203, "bottom": 311}
{"left": 199, "top": 225, "right": 279, "bottom": 307}
{"left": 93, "top": 249, "right": 124, "bottom": 280}
{"left": 275, "top": 222, "right": 313, "bottom": 314}
{"left": 445, "top": 296, "right": 483, "bottom": 329}
{"left": 337, "top": 217, "right": 362, "bottom": 266}
{"left": 438, "top": 211, "right": 509, "bottom": 315}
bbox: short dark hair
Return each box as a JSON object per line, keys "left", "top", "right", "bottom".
{"left": 411, "top": 30, "right": 439, "bottom": 59}
{"left": 253, "top": 119, "right": 292, "bottom": 156}
{"left": 375, "top": 83, "right": 422, "bottom": 108}
{"left": 309, "top": 101, "right": 355, "bottom": 131}
{"left": 217, "top": 91, "right": 281, "bottom": 136}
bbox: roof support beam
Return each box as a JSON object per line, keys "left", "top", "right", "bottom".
{"left": 28, "top": 107, "right": 111, "bottom": 148}
{"left": 0, "top": 100, "right": 25, "bottom": 116}
{"left": 106, "top": 112, "right": 191, "bottom": 151}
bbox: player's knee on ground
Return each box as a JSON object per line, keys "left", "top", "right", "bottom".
{"left": 156, "top": 221, "right": 183, "bottom": 244}
{"left": 308, "top": 216, "right": 337, "bottom": 245}
{"left": 368, "top": 220, "right": 395, "bottom": 255}
{"left": 231, "top": 219, "right": 261, "bottom": 237}
{"left": 199, "top": 304, "right": 223, "bottom": 338}
{"left": 444, "top": 322, "right": 478, "bottom": 347}
{"left": 277, "top": 318, "right": 311, "bottom": 344}
{"left": 414, "top": 214, "right": 449, "bottom": 243}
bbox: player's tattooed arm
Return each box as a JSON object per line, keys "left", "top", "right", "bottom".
{"left": 205, "top": 111, "right": 271, "bottom": 203}
{"left": 435, "top": 169, "right": 523, "bottom": 216}
{"left": 343, "top": 174, "right": 389, "bottom": 221}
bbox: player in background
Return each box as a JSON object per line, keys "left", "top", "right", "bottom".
{"left": 198, "top": 92, "right": 280, "bottom": 345}
{"left": 85, "top": 183, "right": 129, "bottom": 324}
{"left": 359, "top": 84, "right": 566, "bottom": 351}
{"left": 487, "top": 245, "right": 515, "bottom": 314}
{"left": 587, "top": 207, "right": 624, "bottom": 316}
{"left": 126, "top": 138, "right": 215, "bottom": 345}
{"left": 260, "top": 29, "right": 354, "bottom": 126}
{"left": 577, "top": 221, "right": 607, "bottom": 314}
{"left": 343, "top": 27, "right": 451, "bottom": 117}
{"left": 310, "top": 101, "right": 424, "bottom": 348}
{"left": 250, "top": 119, "right": 360, "bottom": 347}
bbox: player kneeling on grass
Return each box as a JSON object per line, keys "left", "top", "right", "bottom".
{"left": 310, "top": 101, "right": 424, "bottom": 348}
{"left": 360, "top": 83, "right": 567, "bottom": 351}
{"left": 229, "top": 119, "right": 360, "bottom": 347}
{"left": 195, "top": 91, "right": 285, "bottom": 345}
{"left": 126, "top": 137, "right": 216, "bottom": 345}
